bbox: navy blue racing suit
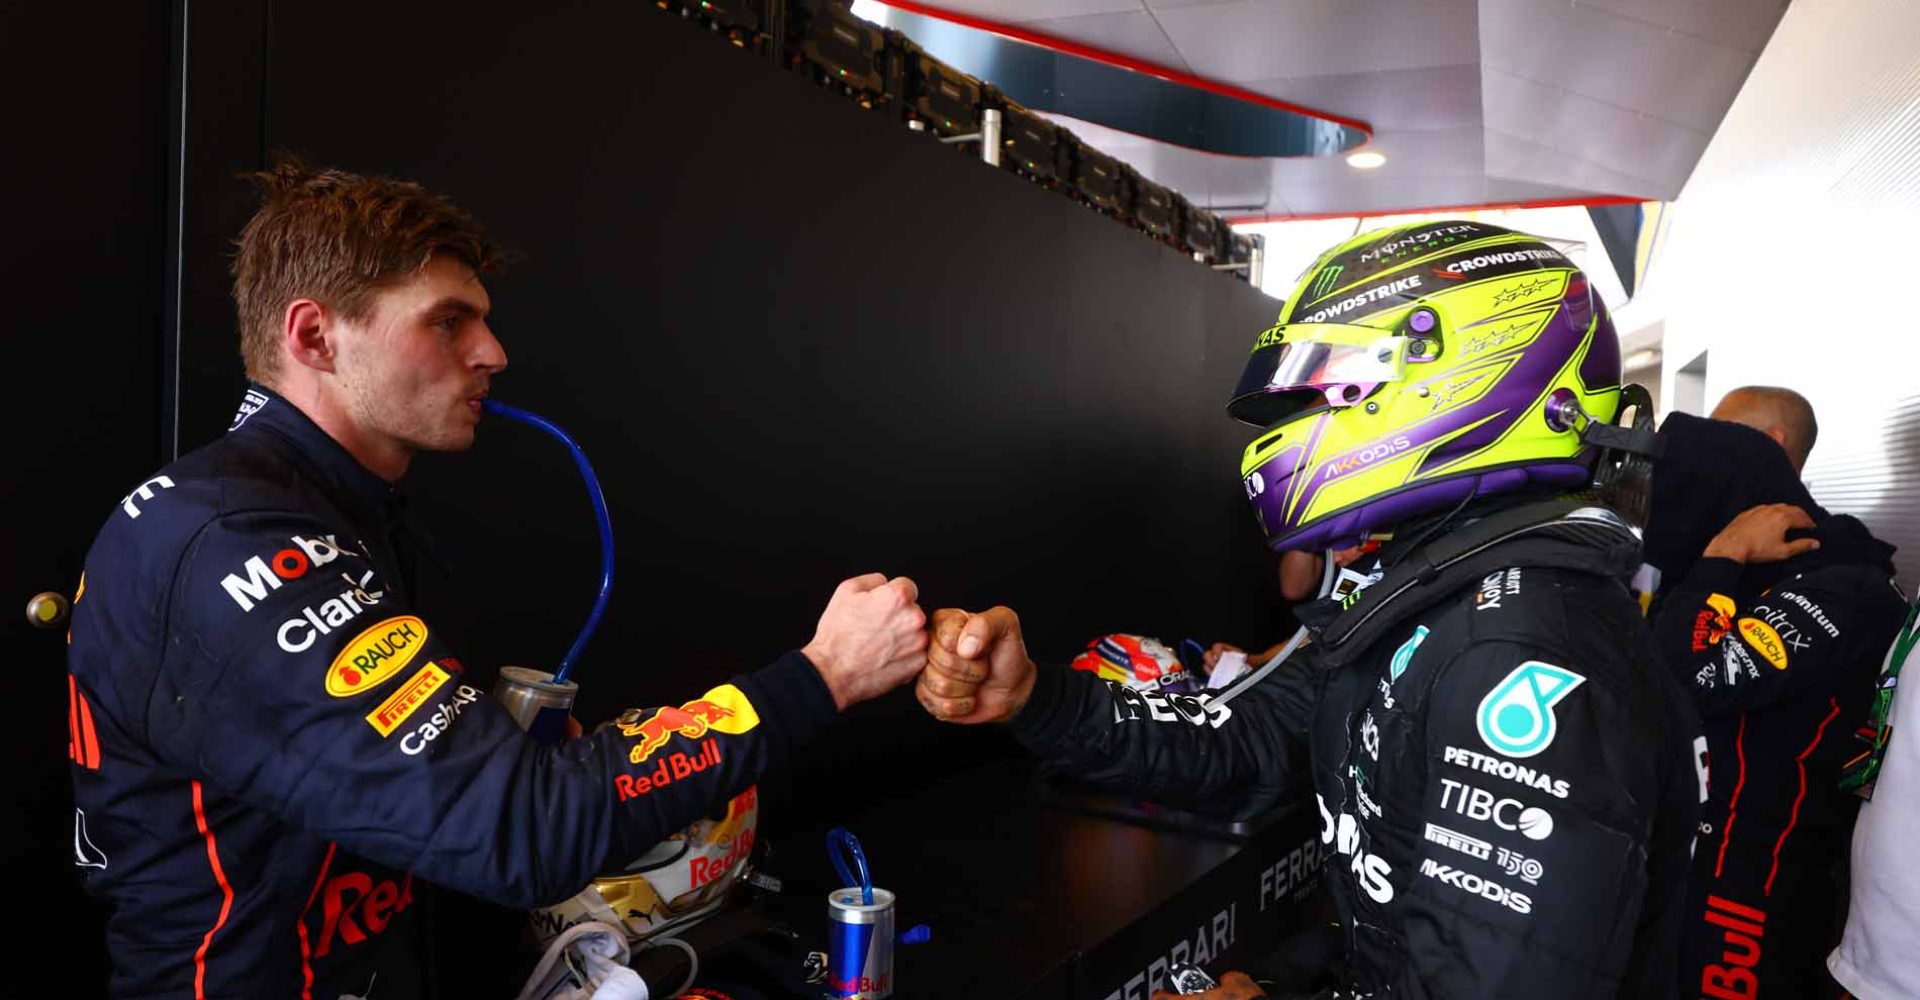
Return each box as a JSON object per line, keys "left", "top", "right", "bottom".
{"left": 66, "top": 386, "right": 838, "bottom": 998}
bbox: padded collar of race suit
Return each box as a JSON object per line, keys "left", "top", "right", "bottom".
{"left": 1296, "top": 496, "right": 1640, "bottom": 668}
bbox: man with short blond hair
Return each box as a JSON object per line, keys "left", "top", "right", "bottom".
{"left": 67, "top": 160, "right": 928, "bottom": 998}
{"left": 1711, "top": 385, "right": 1819, "bottom": 472}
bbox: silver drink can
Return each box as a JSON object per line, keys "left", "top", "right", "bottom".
{"left": 493, "top": 666, "right": 578, "bottom": 744}
{"left": 826, "top": 886, "right": 895, "bottom": 998}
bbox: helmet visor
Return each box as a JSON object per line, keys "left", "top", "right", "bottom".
{"left": 1228, "top": 323, "right": 1407, "bottom": 426}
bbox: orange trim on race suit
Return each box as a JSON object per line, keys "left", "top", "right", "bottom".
{"left": 68, "top": 673, "right": 101, "bottom": 770}
{"left": 1765, "top": 699, "right": 1843, "bottom": 896}
{"left": 191, "top": 781, "right": 236, "bottom": 1000}
{"left": 1715, "top": 714, "right": 1749, "bottom": 879}
{"left": 297, "top": 842, "right": 340, "bottom": 1000}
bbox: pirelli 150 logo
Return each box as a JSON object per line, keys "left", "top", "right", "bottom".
{"left": 327, "top": 615, "right": 427, "bottom": 697}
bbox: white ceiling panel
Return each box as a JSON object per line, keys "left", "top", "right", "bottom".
{"left": 875, "top": 0, "right": 1787, "bottom": 218}
{"left": 1477, "top": 0, "right": 1577, "bottom": 87}
{"left": 1144, "top": 0, "right": 1246, "bottom": 10}
{"left": 1549, "top": 3, "right": 1757, "bottom": 133}
{"left": 1241, "top": 64, "right": 1485, "bottom": 129}
{"left": 1482, "top": 68, "right": 1713, "bottom": 195}
{"left": 1586, "top": 0, "right": 1789, "bottom": 54}
{"left": 931, "top": 0, "right": 1139, "bottom": 23}
{"left": 1484, "top": 129, "right": 1668, "bottom": 199}
{"left": 1151, "top": 0, "right": 1481, "bottom": 82}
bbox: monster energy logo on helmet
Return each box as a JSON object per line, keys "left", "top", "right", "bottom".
{"left": 1309, "top": 264, "right": 1344, "bottom": 300}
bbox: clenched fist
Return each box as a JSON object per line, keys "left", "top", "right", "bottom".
{"left": 803, "top": 574, "right": 929, "bottom": 710}
{"left": 916, "top": 606, "right": 1036, "bottom": 725}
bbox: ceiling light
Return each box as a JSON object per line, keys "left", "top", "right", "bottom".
{"left": 1346, "top": 151, "right": 1386, "bottom": 170}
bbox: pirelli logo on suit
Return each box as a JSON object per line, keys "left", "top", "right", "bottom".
{"left": 366, "top": 663, "right": 453, "bottom": 736}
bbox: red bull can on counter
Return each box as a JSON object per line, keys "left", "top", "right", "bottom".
{"left": 494, "top": 665, "right": 578, "bottom": 744}
{"left": 827, "top": 886, "right": 895, "bottom": 999}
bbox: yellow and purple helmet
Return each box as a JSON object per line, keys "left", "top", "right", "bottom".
{"left": 1230, "top": 221, "right": 1621, "bottom": 552}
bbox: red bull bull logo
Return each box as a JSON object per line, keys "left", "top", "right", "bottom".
{"left": 1691, "top": 594, "right": 1737, "bottom": 653}
{"left": 619, "top": 691, "right": 755, "bottom": 765}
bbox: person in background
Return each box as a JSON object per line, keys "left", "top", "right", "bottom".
{"left": 1827, "top": 596, "right": 1920, "bottom": 1000}
{"left": 1710, "top": 385, "right": 1818, "bottom": 473}
{"left": 65, "top": 160, "right": 928, "bottom": 999}
{"left": 917, "top": 222, "right": 1702, "bottom": 998}
{"left": 1641, "top": 412, "right": 1904, "bottom": 1000}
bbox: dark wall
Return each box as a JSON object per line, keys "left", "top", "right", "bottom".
{"left": 1, "top": 0, "right": 173, "bottom": 980}
{"left": 175, "top": 0, "right": 1288, "bottom": 696}
{"left": 176, "top": 0, "right": 1287, "bottom": 875}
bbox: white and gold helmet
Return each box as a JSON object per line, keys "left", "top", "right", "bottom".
{"left": 530, "top": 785, "right": 760, "bottom": 947}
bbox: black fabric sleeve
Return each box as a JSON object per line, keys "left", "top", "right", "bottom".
{"left": 1653, "top": 559, "right": 1863, "bottom": 718}
{"left": 1007, "top": 658, "right": 1316, "bottom": 817}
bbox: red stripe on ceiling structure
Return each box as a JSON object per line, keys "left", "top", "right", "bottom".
{"left": 873, "top": 0, "right": 1373, "bottom": 139}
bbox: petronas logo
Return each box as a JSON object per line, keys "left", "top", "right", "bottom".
{"left": 1388, "top": 625, "right": 1429, "bottom": 683}
{"left": 1309, "top": 263, "right": 1344, "bottom": 300}
{"left": 1476, "top": 662, "right": 1585, "bottom": 759}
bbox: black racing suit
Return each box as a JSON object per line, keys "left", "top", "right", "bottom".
{"left": 1653, "top": 526, "right": 1904, "bottom": 999}
{"left": 65, "top": 386, "right": 839, "bottom": 998}
{"left": 1010, "top": 500, "right": 1703, "bottom": 998}
{"left": 1641, "top": 411, "right": 1907, "bottom": 1000}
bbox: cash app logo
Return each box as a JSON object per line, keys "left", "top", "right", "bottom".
{"left": 1476, "top": 662, "right": 1585, "bottom": 759}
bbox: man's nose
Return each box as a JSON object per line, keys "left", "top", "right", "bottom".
{"left": 471, "top": 322, "right": 507, "bottom": 373}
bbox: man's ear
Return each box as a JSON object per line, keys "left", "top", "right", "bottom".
{"left": 284, "top": 299, "right": 335, "bottom": 373}
{"left": 1765, "top": 425, "right": 1791, "bottom": 455}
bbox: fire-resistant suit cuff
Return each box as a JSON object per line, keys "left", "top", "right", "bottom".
{"left": 1008, "top": 660, "right": 1081, "bottom": 750}
{"left": 1683, "top": 556, "right": 1746, "bottom": 594}
{"left": 734, "top": 650, "right": 840, "bottom": 759}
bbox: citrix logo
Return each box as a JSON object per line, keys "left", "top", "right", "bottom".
{"left": 1317, "top": 793, "right": 1394, "bottom": 904}
{"left": 221, "top": 533, "right": 347, "bottom": 611}
{"left": 1476, "top": 661, "right": 1584, "bottom": 758}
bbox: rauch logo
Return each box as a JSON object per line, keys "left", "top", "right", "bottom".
{"left": 325, "top": 616, "right": 427, "bottom": 697}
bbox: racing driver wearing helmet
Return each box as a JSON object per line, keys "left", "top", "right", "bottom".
{"left": 916, "top": 222, "right": 1704, "bottom": 998}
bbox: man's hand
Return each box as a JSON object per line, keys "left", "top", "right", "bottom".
{"left": 1702, "top": 503, "right": 1821, "bottom": 564}
{"left": 802, "top": 574, "right": 929, "bottom": 711}
{"left": 1203, "top": 642, "right": 1244, "bottom": 671}
{"left": 1149, "top": 971, "right": 1266, "bottom": 1000}
{"left": 916, "top": 607, "right": 1036, "bottom": 725}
